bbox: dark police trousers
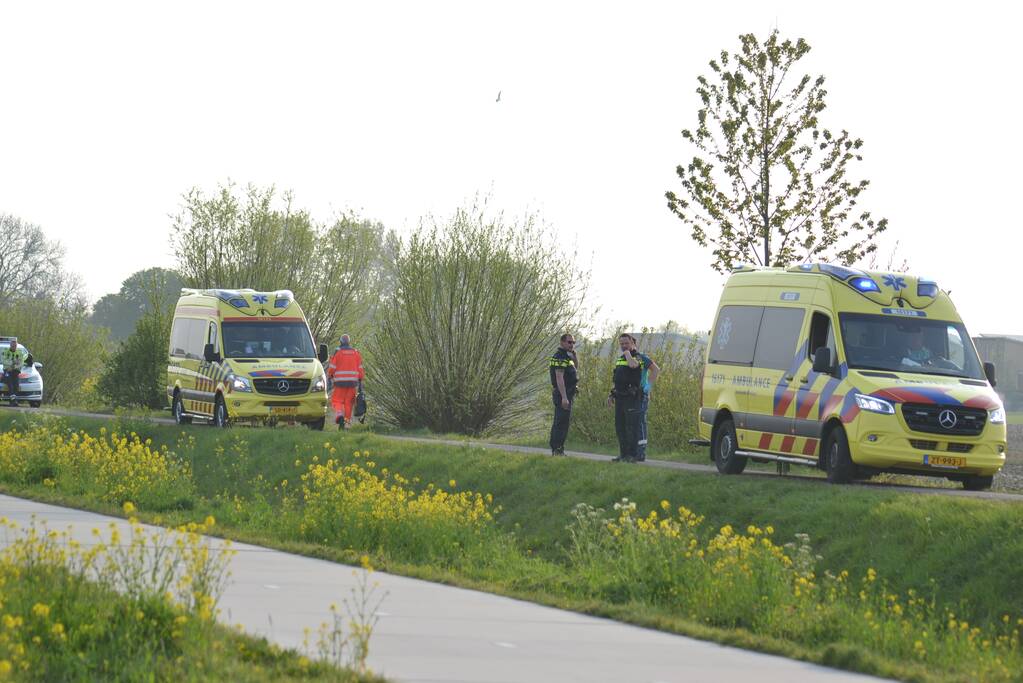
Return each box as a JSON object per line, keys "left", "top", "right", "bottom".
{"left": 2, "top": 369, "right": 19, "bottom": 397}
{"left": 614, "top": 393, "right": 648, "bottom": 461}
{"left": 550, "top": 389, "right": 574, "bottom": 452}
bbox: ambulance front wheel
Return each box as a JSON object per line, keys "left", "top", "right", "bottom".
{"left": 305, "top": 417, "right": 325, "bottom": 431}
{"left": 29, "top": 401, "right": 40, "bottom": 409}
{"left": 713, "top": 417, "right": 746, "bottom": 475}
{"left": 824, "top": 427, "right": 855, "bottom": 484}
{"left": 962, "top": 475, "right": 993, "bottom": 491}
{"left": 172, "top": 393, "right": 192, "bottom": 425}
{"left": 212, "top": 396, "right": 229, "bottom": 428}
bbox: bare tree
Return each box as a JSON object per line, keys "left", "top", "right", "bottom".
{"left": 0, "top": 214, "right": 83, "bottom": 307}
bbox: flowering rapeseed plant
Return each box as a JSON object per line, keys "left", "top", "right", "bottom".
{"left": 0, "top": 425, "right": 194, "bottom": 510}
{"left": 566, "top": 498, "right": 1023, "bottom": 681}
{"left": 298, "top": 449, "right": 500, "bottom": 564}
{"left": 0, "top": 511, "right": 233, "bottom": 679}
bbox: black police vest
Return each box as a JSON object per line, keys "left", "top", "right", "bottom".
{"left": 613, "top": 355, "right": 642, "bottom": 395}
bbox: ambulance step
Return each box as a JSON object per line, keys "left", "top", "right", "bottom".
{"left": 734, "top": 450, "right": 818, "bottom": 467}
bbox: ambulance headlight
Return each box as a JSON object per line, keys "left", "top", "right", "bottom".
{"left": 312, "top": 376, "right": 326, "bottom": 392}
{"left": 989, "top": 407, "right": 1006, "bottom": 424}
{"left": 231, "top": 376, "right": 253, "bottom": 393}
{"left": 854, "top": 394, "right": 895, "bottom": 415}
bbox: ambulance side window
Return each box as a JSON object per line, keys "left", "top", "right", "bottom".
{"left": 208, "top": 322, "right": 219, "bottom": 354}
{"left": 753, "top": 307, "right": 806, "bottom": 370}
{"left": 709, "top": 305, "right": 763, "bottom": 366}
{"left": 808, "top": 312, "right": 836, "bottom": 363}
{"left": 184, "top": 319, "right": 206, "bottom": 360}
{"left": 169, "top": 319, "right": 187, "bottom": 357}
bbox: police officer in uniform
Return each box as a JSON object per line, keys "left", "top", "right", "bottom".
{"left": 607, "top": 333, "right": 659, "bottom": 462}
{"left": 549, "top": 333, "right": 578, "bottom": 456}
{"left": 1, "top": 339, "right": 29, "bottom": 407}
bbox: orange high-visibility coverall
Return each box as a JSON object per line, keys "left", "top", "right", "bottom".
{"left": 327, "top": 346, "right": 364, "bottom": 423}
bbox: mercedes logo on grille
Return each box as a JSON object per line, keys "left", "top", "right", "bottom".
{"left": 276, "top": 380, "right": 290, "bottom": 394}
{"left": 938, "top": 409, "right": 958, "bottom": 430}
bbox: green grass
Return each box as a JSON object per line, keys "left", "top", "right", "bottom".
{"left": 3, "top": 413, "right": 1023, "bottom": 682}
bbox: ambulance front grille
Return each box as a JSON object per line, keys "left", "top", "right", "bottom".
{"left": 901, "top": 403, "right": 986, "bottom": 437}
{"left": 946, "top": 442, "right": 975, "bottom": 453}
{"left": 909, "top": 439, "right": 938, "bottom": 450}
{"left": 253, "top": 378, "right": 311, "bottom": 396}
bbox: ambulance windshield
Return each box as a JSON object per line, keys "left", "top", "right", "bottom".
{"left": 222, "top": 322, "right": 316, "bottom": 359}
{"left": 838, "top": 314, "right": 984, "bottom": 380}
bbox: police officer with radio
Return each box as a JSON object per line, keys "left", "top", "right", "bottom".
{"left": 607, "top": 333, "right": 659, "bottom": 462}
{"left": 549, "top": 333, "right": 578, "bottom": 456}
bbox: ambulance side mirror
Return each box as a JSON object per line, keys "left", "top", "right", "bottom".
{"left": 318, "top": 343, "right": 328, "bottom": 363}
{"left": 203, "top": 344, "right": 220, "bottom": 364}
{"left": 984, "top": 362, "right": 997, "bottom": 388}
{"left": 812, "top": 347, "right": 833, "bottom": 375}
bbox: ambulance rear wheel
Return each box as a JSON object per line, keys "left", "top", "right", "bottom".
{"left": 713, "top": 418, "right": 746, "bottom": 474}
{"left": 212, "top": 396, "right": 229, "bottom": 428}
{"left": 962, "top": 475, "right": 993, "bottom": 491}
{"left": 305, "top": 417, "right": 325, "bottom": 431}
{"left": 172, "top": 393, "right": 192, "bottom": 425}
{"left": 29, "top": 401, "right": 40, "bottom": 409}
{"left": 824, "top": 427, "right": 855, "bottom": 484}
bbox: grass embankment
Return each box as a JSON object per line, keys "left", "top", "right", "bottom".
{"left": 2, "top": 413, "right": 1022, "bottom": 682}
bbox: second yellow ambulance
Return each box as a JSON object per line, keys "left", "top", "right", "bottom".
{"left": 697, "top": 264, "right": 1007, "bottom": 490}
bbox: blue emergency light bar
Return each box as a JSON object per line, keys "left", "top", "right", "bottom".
{"left": 850, "top": 277, "right": 881, "bottom": 293}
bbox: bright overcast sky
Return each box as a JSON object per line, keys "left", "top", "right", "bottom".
{"left": 1, "top": 1, "right": 1021, "bottom": 335}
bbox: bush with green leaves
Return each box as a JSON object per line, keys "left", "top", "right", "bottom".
{"left": 97, "top": 310, "right": 171, "bottom": 409}
{"left": 368, "top": 201, "right": 586, "bottom": 435}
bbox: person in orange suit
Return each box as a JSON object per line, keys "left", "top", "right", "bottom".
{"left": 326, "top": 334, "right": 364, "bottom": 429}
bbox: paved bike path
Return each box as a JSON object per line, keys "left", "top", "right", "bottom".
{"left": 0, "top": 494, "right": 888, "bottom": 683}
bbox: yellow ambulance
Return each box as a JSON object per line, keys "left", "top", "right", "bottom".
{"left": 166, "top": 289, "right": 329, "bottom": 429}
{"left": 696, "top": 264, "right": 1007, "bottom": 490}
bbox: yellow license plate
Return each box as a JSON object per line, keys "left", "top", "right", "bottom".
{"left": 924, "top": 454, "right": 966, "bottom": 469}
{"left": 269, "top": 406, "right": 298, "bottom": 416}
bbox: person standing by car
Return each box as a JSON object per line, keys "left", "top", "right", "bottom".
{"left": 327, "top": 334, "right": 364, "bottom": 429}
{"left": 607, "top": 333, "right": 659, "bottom": 462}
{"left": 1, "top": 338, "right": 29, "bottom": 406}
{"left": 549, "top": 333, "right": 579, "bottom": 456}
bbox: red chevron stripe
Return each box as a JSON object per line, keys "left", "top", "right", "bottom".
{"left": 796, "top": 392, "right": 819, "bottom": 419}
{"left": 758, "top": 433, "right": 773, "bottom": 450}
{"left": 775, "top": 390, "right": 795, "bottom": 416}
{"left": 803, "top": 439, "right": 818, "bottom": 456}
{"left": 781, "top": 436, "right": 796, "bottom": 453}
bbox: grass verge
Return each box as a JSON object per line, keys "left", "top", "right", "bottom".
{"left": 2, "top": 412, "right": 1022, "bottom": 682}
{"left": 0, "top": 506, "right": 377, "bottom": 682}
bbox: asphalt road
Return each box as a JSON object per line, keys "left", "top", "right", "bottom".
{"left": 0, "top": 494, "right": 891, "bottom": 683}
{"left": 10, "top": 405, "right": 1023, "bottom": 502}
